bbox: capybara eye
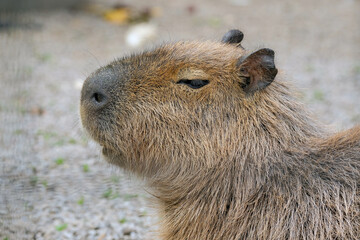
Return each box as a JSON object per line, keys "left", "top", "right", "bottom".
{"left": 176, "top": 79, "right": 209, "bottom": 89}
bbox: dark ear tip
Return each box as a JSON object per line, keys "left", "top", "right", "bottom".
{"left": 222, "top": 29, "right": 244, "bottom": 44}
{"left": 227, "top": 29, "right": 244, "bottom": 37}
{"left": 259, "top": 48, "right": 275, "bottom": 57}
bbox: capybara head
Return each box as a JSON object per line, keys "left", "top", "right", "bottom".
{"left": 80, "top": 30, "right": 310, "bottom": 178}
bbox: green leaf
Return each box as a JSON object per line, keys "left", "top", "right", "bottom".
{"left": 55, "top": 158, "right": 65, "bottom": 165}
{"left": 82, "top": 164, "right": 89, "bottom": 173}
{"left": 77, "top": 196, "right": 85, "bottom": 205}
{"left": 119, "top": 218, "right": 127, "bottom": 224}
{"left": 55, "top": 223, "right": 67, "bottom": 231}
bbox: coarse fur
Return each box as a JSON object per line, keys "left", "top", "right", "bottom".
{"left": 80, "top": 37, "right": 360, "bottom": 239}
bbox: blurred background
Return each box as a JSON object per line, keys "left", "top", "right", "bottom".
{"left": 0, "top": 0, "right": 359, "bottom": 239}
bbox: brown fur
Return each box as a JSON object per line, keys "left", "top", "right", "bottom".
{"left": 80, "top": 39, "right": 360, "bottom": 239}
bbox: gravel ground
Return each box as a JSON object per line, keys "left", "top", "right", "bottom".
{"left": 1, "top": 0, "right": 359, "bottom": 239}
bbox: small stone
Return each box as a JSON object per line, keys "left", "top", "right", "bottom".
{"left": 74, "top": 78, "right": 84, "bottom": 90}
{"left": 125, "top": 23, "right": 157, "bottom": 48}
{"left": 122, "top": 226, "right": 136, "bottom": 236}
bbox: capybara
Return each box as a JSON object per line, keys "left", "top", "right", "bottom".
{"left": 80, "top": 30, "right": 360, "bottom": 240}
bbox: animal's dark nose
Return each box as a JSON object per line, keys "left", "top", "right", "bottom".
{"left": 81, "top": 67, "right": 116, "bottom": 111}
{"left": 90, "top": 90, "right": 108, "bottom": 107}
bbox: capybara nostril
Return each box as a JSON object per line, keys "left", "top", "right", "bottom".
{"left": 81, "top": 82, "right": 109, "bottom": 110}
{"left": 91, "top": 91, "right": 107, "bottom": 105}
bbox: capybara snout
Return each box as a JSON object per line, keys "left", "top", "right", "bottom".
{"left": 81, "top": 66, "right": 120, "bottom": 112}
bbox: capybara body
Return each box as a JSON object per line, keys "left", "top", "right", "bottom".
{"left": 80, "top": 30, "right": 360, "bottom": 240}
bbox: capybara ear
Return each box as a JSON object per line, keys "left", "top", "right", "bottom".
{"left": 221, "top": 29, "right": 244, "bottom": 45}
{"left": 237, "top": 48, "right": 278, "bottom": 94}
